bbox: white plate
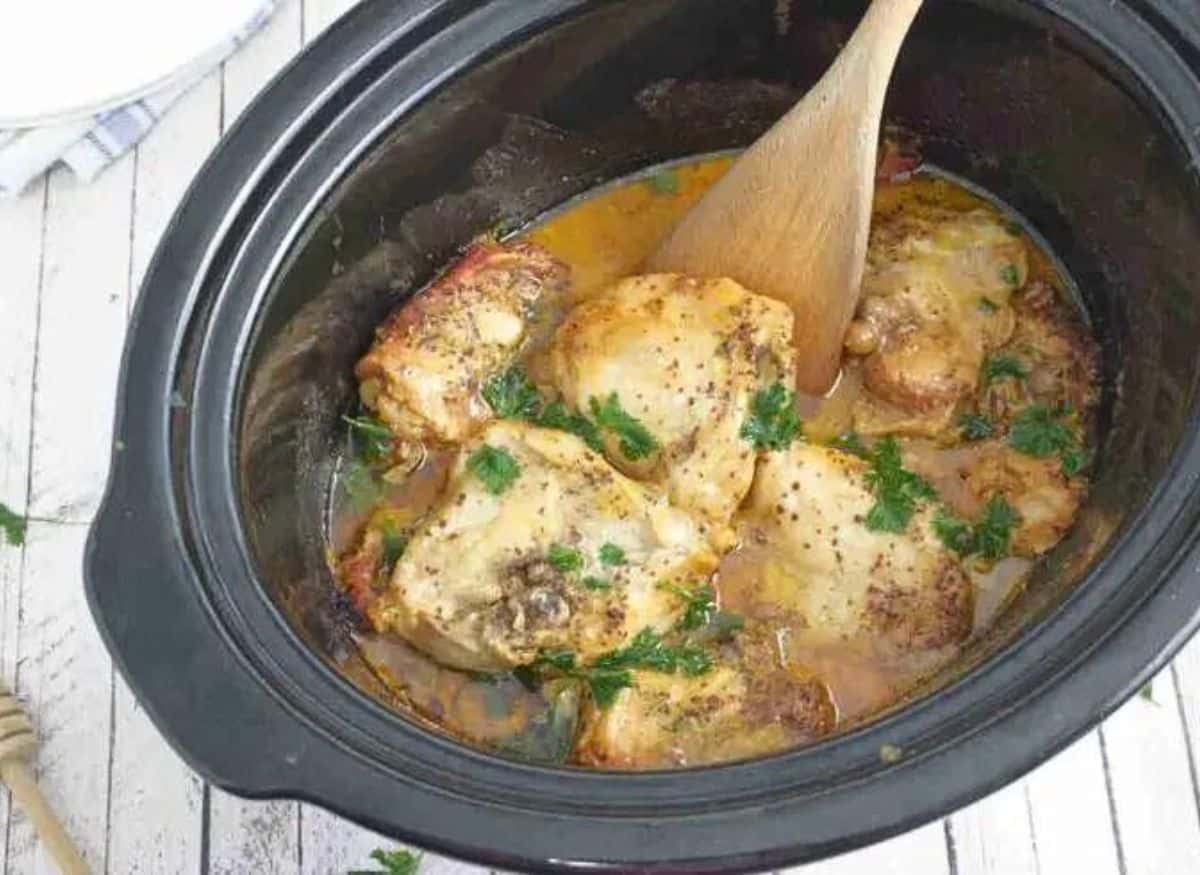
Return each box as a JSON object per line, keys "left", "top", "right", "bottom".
{"left": 0, "top": 0, "right": 268, "bottom": 128}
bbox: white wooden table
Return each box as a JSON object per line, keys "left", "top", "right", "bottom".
{"left": 2, "top": 2, "right": 1199, "bottom": 872}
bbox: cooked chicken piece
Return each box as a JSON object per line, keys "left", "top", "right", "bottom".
{"left": 977, "top": 280, "right": 1102, "bottom": 426}
{"left": 845, "top": 207, "right": 1026, "bottom": 439}
{"left": 575, "top": 646, "right": 834, "bottom": 769}
{"left": 964, "top": 442, "right": 1085, "bottom": 557}
{"left": 738, "top": 443, "right": 973, "bottom": 651}
{"left": 364, "top": 421, "right": 720, "bottom": 673}
{"left": 355, "top": 242, "right": 569, "bottom": 458}
{"left": 550, "top": 274, "right": 795, "bottom": 530}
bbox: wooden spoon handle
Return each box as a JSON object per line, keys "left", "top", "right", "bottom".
{"left": 0, "top": 760, "right": 89, "bottom": 875}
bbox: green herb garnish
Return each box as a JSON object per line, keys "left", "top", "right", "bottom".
{"left": 1140, "top": 682, "right": 1157, "bottom": 705}
{"left": 0, "top": 503, "right": 27, "bottom": 548}
{"left": 585, "top": 669, "right": 635, "bottom": 707}
{"left": 379, "top": 521, "right": 408, "bottom": 567}
{"left": 598, "top": 542, "right": 626, "bottom": 566}
{"left": 349, "top": 849, "right": 422, "bottom": 875}
{"left": 1000, "top": 264, "right": 1020, "bottom": 287}
{"left": 741, "top": 382, "right": 802, "bottom": 451}
{"left": 660, "top": 582, "right": 716, "bottom": 632}
{"left": 517, "top": 649, "right": 632, "bottom": 708}
{"left": 934, "top": 496, "right": 1019, "bottom": 560}
{"left": 342, "top": 414, "right": 394, "bottom": 463}
{"left": 592, "top": 628, "right": 712, "bottom": 677}
{"left": 864, "top": 438, "right": 936, "bottom": 533}
{"left": 958, "top": 412, "right": 995, "bottom": 441}
{"left": 1009, "top": 404, "right": 1087, "bottom": 476}
{"left": 342, "top": 460, "right": 382, "bottom": 511}
{"left": 973, "top": 496, "right": 1019, "bottom": 559}
{"left": 649, "top": 169, "right": 680, "bottom": 194}
{"left": 830, "top": 432, "right": 870, "bottom": 459}
{"left": 981, "top": 355, "right": 1027, "bottom": 384}
{"left": 590, "top": 393, "right": 659, "bottom": 461}
{"left": 979, "top": 297, "right": 999, "bottom": 313}
{"left": 536, "top": 401, "right": 604, "bottom": 452}
{"left": 547, "top": 543, "right": 584, "bottom": 573}
{"left": 482, "top": 367, "right": 542, "bottom": 420}
{"left": 468, "top": 444, "right": 521, "bottom": 495}
{"left": 582, "top": 576, "right": 612, "bottom": 592}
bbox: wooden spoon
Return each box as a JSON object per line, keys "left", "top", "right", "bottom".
{"left": 648, "top": 0, "right": 924, "bottom": 395}
{"left": 0, "top": 684, "right": 89, "bottom": 874}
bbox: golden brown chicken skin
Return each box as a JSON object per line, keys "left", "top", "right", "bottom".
{"left": 550, "top": 274, "right": 795, "bottom": 532}
{"left": 355, "top": 242, "right": 569, "bottom": 462}
{"left": 845, "top": 207, "right": 1026, "bottom": 439}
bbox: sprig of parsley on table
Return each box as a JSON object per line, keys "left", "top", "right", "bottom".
{"left": 741, "top": 382, "right": 802, "bottom": 451}
{"left": 589, "top": 393, "right": 659, "bottom": 460}
{"left": 349, "top": 848, "right": 422, "bottom": 875}
{"left": 0, "top": 503, "right": 27, "bottom": 548}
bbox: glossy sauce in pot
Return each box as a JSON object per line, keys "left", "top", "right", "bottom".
{"left": 329, "top": 154, "right": 1094, "bottom": 766}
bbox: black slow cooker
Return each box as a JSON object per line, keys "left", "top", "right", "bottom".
{"left": 85, "top": 0, "right": 1200, "bottom": 870}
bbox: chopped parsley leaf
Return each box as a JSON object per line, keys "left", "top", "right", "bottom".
{"left": 973, "top": 495, "right": 1019, "bottom": 559}
{"left": 864, "top": 438, "right": 936, "bottom": 533}
{"left": 660, "top": 582, "right": 716, "bottom": 632}
{"left": 934, "top": 496, "right": 1019, "bottom": 560}
{"left": 592, "top": 628, "right": 712, "bottom": 677}
{"left": 0, "top": 503, "right": 26, "bottom": 548}
{"left": 979, "top": 297, "right": 999, "bottom": 313}
{"left": 342, "top": 460, "right": 382, "bottom": 511}
{"left": 830, "top": 431, "right": 870, "bottom": 459}
{"left": 467, "top": 444, "right": 521, "bottom": 495}
{"left": 981, "top": 355, "right": 1027, "bottom": 384}
{"left": 649, "top": 169, "right": 680, "bottom": 194}
{"left": 532, "top": 650, "right": 577, "bottom": 673}
{"left": 598, "top": 542, "right": 626, "bottom": 566}
{"left": 1009, "top": 404, "right": 1087, "bottom": 475}
{"left": 482, "top": 367, "right": 541, "bottom": 420}
{"left": 590, "top": 393, "right": 659, "bottom": 460}
{"left": 349, "top": 848, "right": 422, "bottom": 875}
{"left": 586, "top": 669, "right": 634, "bottom": 707}
{"left": 958, "top": 412, "right": 995, "bottom": 441}
{"left": 741, "top": 382, "right": 802, "bottom": 451}
{"left": 536, "top": 401, "right": 604, "bottom": 452}
{"left": 1000, "top": 264, "right": 1020, "bottom": 287}
{"left": 581, "top": 576, "right": 612, "bottom": 592}
{"left": 342, "top": 414, "right": 394, "bottom": 463}
{"left": 379, "top": 521, "right": 408, "bottom": 568}
{"left": 547, "top": 544, "right": 584, "bottom": 573}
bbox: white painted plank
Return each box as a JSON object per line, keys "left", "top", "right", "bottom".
{"left": 6, "top": 522, "right": 113, "bottom": 874}
{"left": 223, "top": 0, "right": 304, "bottom": 128}
{"left": 1024, "top": 730, "right": 1120, "bottom": 875}
{"left": 1102, "top": 662, "right": 1200, "bottom": 874}
{"left": 300, "top": 805, "right": 487, "bottom": 875}
{"left": 948, "top": 780, "right": 1038, "bottom": 875}
{"left": 208, "top": 5, "right": 306, "bottom": 871}
{"left": 26, "top": 162, "right": 134, "bottom": 524}
{"left": 301, "top": 0, "right": 360, "bottom": 42}
{"left": 0, "top": 175, "right": 46, "bottom": 875}
{"left": 104, "top": 67, "right": 221, "bottom": 875}
{"left": 788, "top": 819, "right": 950, "bottom": 875}
{"left": 209, "top": 793, "right": 300, "bottom": 875}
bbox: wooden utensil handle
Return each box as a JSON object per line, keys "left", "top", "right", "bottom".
{"left": 0, "top": 760, "right": 89, "bottom": 875}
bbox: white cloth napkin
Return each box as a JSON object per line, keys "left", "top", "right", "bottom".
{"left": 0, "top": 1, "right": 276, "bottom": 199}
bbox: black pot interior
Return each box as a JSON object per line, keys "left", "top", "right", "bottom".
{"left": 237, "top": 0, "right": 1200, "bottom": 754}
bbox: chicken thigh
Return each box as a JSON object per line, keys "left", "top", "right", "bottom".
{"left": 845, "top": 206, "right": 1026, "bottom": 439}
{"left": 364, "top": 421, "right": 720, "bottom": 673}
{"left": 738, "top": 443, "right": 974, "bottom": 651}
{"left": 550, "top": 274, "right": 795, "bottom": 530}
{"left": 355, "top": 242, "right": 569, "bottom": 461}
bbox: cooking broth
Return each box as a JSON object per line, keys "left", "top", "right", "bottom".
{"left": 329, "top": 153, "right": 1098, "bottom": 767}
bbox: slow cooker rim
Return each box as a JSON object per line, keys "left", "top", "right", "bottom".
{"left": 87, "top": 0, "right": 1200, "bottom": 869}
